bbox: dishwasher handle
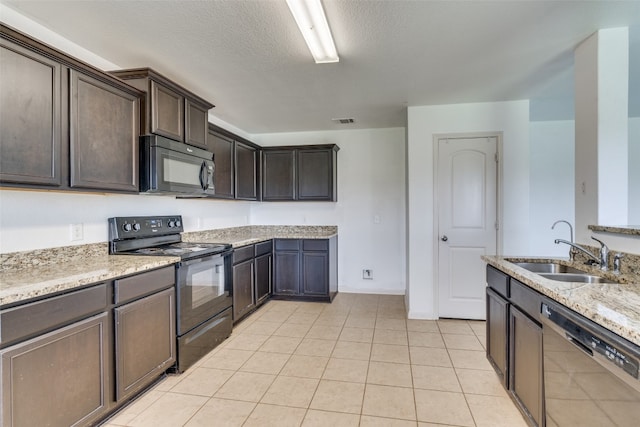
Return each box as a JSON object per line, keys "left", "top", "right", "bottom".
{"left": 567, "top": 334, "right": 593, "bottom": 356}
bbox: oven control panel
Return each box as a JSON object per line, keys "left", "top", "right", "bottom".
{"left": 109, "top": 215, "right": 184, "bottom": 240}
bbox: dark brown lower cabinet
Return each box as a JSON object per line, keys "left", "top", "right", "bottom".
{"left": 486, "top": 265, "right": 544, "bottom": 427}
{"left": 232, "top": 242, "right": 273, "bottom": 322}
{"left": 509, "top": 305, "right": 544, "bottom": 427}
{"left": 255, "top": 252, "right": 272, "bottom": 304}
{"left": 0, "top": 313, "right": 109, "bottom": 427}
{"left": 273, "top": 237, "right": 337, "bottom": 301}
{"left": 114, "top": 287, "right": 176, "bottom": 401}
{"left": 0, "top": 266, "right": 176, "bottom": 426}
{"left": 274, "top": 244, "right": 301, "bottom": 296}
{"left": 233, "top": 258, "right": 255, "bottom": 320}
{"left": 486, "top": 287, "right": 509, "bottom": 387}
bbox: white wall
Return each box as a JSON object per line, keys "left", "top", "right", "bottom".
{"left": 0, "top": 190, "right": 252, "bottom": 253}
{"left": 251, "top": 128, "right": 407, "bottom": 295}
{"left": 529, "top": 120, "right": 575, "bottom": 256}
{"left": 630, "top": 117, "right": 640, "bottom": 224}
{"left": 406, "top": 100, "right": 530, "bottom": 319}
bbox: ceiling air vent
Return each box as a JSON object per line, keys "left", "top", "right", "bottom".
{"left": 332, "top": 118, "right": 355, "bottom": 124}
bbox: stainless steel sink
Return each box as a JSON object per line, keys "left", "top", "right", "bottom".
{"left": 538, "top": 273, "right": 617, "bottom": 284}
{"left": 511, "top": 261, "right": 621, "bottom": 284}
{"left": 513, "top": 262, "right": 586, "bottom": 274}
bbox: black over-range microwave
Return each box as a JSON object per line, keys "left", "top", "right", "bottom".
{"left": 139, "top": 135, "right": 215, "bottom": 196}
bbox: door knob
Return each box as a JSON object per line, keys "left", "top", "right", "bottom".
{"left": 441, "top": 235, "right": 448, "bottom": 242}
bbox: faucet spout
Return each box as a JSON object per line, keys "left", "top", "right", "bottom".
{"left": 552, "top": 220, "right": 575, "bottom": 260}
{"left": 551, "top": 220, "right": 574, "bottom": 243}
{"left": 554, "top": 239, "right": 600, "bottom": 265}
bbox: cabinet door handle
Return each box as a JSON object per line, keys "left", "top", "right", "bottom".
{"left": 441, "top": 235, "right": 448, "bottom": 242}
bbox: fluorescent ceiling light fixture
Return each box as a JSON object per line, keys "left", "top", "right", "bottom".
{"left": 286, "top": 0, "right": 339, "bottom": 63}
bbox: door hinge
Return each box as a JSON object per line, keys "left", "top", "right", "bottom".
{"left": 494, "top": 153, "right": 499, "bottom": 163}
{"left": 495, "top": 221, "right": 499, "bottom": 230}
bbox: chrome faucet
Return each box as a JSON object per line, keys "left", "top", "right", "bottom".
{"left": 552, "top": 220, "right": 575, "bottom": 259}
{"left": 591, "top": 237, "right": 609, "bottom": 271}
{"left": 554, "top": 236, "right": 609, "bottom": 271}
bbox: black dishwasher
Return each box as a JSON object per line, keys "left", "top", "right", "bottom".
{"left": 540, "top": 300, "right": 640, "bottom": 426}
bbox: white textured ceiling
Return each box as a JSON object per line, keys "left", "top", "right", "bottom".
{"left": 2, "top": 0, "right": 640, "bottom": 133}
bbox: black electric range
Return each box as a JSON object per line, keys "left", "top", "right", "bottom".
{"left": 108, "top": 215, "right": 234, "bottom": 372}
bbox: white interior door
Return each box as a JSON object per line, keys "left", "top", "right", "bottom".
{"left": 437, "top": 136, "right": 498, "bottom": 319}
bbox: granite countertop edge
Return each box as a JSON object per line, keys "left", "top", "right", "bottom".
{"left": 0, "top": 255, "right": 179, "bottom": 307}
{"left": 482, "top": 255, "right": 640, "bottom": 347}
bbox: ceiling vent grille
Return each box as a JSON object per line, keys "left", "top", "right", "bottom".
{"left": 332, "top": 118, "right": 355, "bottom": 124}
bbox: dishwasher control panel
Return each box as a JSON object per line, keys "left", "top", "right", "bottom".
{"left": 542, "top": 302, "right": 639, "bottom": 380}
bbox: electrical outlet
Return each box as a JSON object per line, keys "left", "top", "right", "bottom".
{"left": 70, "top": 223, "right": 84, "bottom": 241}
{"left": 363, "top": 269, "right": 373, "bottom": 280}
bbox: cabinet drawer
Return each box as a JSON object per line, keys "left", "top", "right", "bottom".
{"left": 233, "top": 245, "right": 255, "bottom": 264}
{"left": 275, "top": 239, "right": 300, "bottom": 251}
{"left": 303, "top": 239, "right": 329, "bottom": 252}
{"left": 510, "top": 279, "right": 542, "bottom": 321}
{"left": 1, "top": 283, "right": 108, "bottom": 346}
{"left": 114, "top": 266, "right": 175, "bottom": 305}
{"left": 255, "top": 240, "right": 273, "bottom": 257}
{"left": 486, "top": 265, "right": 509, "bottom": 298}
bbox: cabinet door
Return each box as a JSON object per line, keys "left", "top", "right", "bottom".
{"left": 274, "top": 250, "right": 300, "bottom": 295}
{"left": 0, "top": 38, "right": 63, "bottom": 186}
{"left": 70, "top": 70, "right": 139, "bottom": 192}
{"left": 263, "top": 150, "right": 295, "bottom": 200}
{"left": 302, "top": 252, "right": 328, "bottom": 296}
{"left": 486, "top": 287, "right": 509, "bottom": 387}
{"left": 509, "top": 306, "right": 544, "bottom": 427}
{"left": 233, "top": 260, "right": 255, "bottom": 320}
{"left": 235, "top": 141, "right": 259, "bottom": 200}
{"left": 1, "top": 313, "right": 109, "bottom": 427}
{"left": 255, "top": 253, "right": 272, "bottom": 304}
{"left": 185, "top": 99, "right": 208, "bottom": 149}
{"left": 297, "top": 148, "right": 335, "bottom": 201}
{"left": 209, "top": 131, "right": 234, "bottom": 199}
{"left": 114, "top": 288, "right": 176, "bottom": 401}
{"left": 150, "top": 80, "right": 184, "bottom": 142}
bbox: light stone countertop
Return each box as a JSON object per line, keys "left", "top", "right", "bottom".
{"left": 0, "top": 242, "right": 180, "bottom": 307}
{"left": 182, "top": 225, "right": 338, "bottom": 247}
{"left": 483, "top": 255, "right": 640, "bottom": 347}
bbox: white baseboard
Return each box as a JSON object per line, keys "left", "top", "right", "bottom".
{"left": 338, "top": 287, "right": 405, "bottom": 295}
{"left": 407, "top": 310, "right": 438, "bottom": 320}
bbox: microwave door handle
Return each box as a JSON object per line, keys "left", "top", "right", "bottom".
{"left": 199, "top": 161, "right": 207, "bottom": 190}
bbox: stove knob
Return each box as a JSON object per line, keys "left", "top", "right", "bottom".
{"left": 123, "top": 223, "right": 133, "bottom": 232}
{"left": 168, "top": 220, "right": 176, "bottom": 228}
{"left": 133, "top": 223, "right": 141, "bottom": 231}
{"left": 175, "top": 220, "right": 182, "bottom": 227}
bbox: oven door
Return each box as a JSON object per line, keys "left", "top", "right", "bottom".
{"left": 177, "top": 252, "right": 231, "bottom": 335}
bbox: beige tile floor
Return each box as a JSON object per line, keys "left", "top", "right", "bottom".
{"left": 103, "top": 294, "right": 528, "bottom": 427}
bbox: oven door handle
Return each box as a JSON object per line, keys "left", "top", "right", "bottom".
{"left": 179, "top": 252, "right": 231, "bottom": 267}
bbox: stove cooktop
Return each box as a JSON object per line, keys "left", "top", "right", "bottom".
{"left": 127, "top": 242, "right": 231, "bottom": 259}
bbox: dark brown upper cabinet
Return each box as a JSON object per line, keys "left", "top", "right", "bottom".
{"left": 263, "top": 150, "right": 296, "bottom": 200}
{"left": 69, "top": 71, "right": 139, "bottom": 192}
{"left": 0, "top": 34, "right": 63, "bottom": 186}
{"left": 0, "top": 24, "right": 143, "bottom": 194}
{"left": 208, "top": 130, "right": 235, "bottom": 199}
{"left": 110, "top": 68, "right": 213, "bottom": 150}
{"left": 262, "top": 145, "right": 339, "bottom": 202}
{"left": 235, "top": 142, "right": 258, "bottom": 200}
{"left": 208, "top": 124, "right": 260, "bottom": 201}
